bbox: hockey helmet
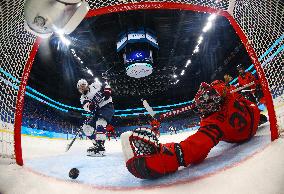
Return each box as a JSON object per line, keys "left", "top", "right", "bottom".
{"left": 77, "top": 79, "right": 88, "bottom": 89}
{"left": 236, "top": 64, "right": 244, "bottom": 70}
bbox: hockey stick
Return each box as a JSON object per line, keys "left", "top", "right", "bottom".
{"left": 230, "top": 82, "right": 255, "bottom": 93}
{"left": 65, "top": 127, "right": 82, "bottom": 152}
{"left": 241, "top": 89, "right": 255, "bottom": 92}
{"left": 142, "top": 98, "right": 195, "bottom": 121}
{"left": 142, "top": 99, "right": 156, "bottom": 118}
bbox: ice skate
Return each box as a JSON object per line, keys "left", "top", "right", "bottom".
{"left": 87, "top": 141, "right": 105, "bottom": 157}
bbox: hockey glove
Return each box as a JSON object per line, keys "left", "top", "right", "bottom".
{"left": 104, "top": 85, "right": 112, "bottom": 100}
{"left": 121, "top": 127, "right": 185, "bottom": 179}
{"left": 82, "top": 100, "right": 98, "bottom": 112}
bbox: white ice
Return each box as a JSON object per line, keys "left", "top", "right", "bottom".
{"left": 0, "top": 124, "right": 284, "bottom": 194}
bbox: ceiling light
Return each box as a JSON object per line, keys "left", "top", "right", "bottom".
{"left": 185, "top": 59, "right": 191, "bottom": 67}
{"left": 208, "top": 14, "right": 217, "bottom": 21}
{"left": 173, "top": 74, "right": 177, "bottom": 78}
{"left": 198, "top": 36, "right": 203, "bottom": 44}
{"left": 181, "top": 70, "right": 185, "bottom": 76}
{"left": 87, "top": 69, "right": 93, "bottom": 76}
{"left": 58, "top": 34, "right": 70, "bottom": 46}
{"left": 193, "top": 47, "right": 199, "bottom": 53}
{"left": 202, "top": 21, "right": 212, "bottom": 32}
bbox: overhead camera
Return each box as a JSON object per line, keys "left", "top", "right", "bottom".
{"left": 24, "top": 0, "right": 89, "bottom": 38}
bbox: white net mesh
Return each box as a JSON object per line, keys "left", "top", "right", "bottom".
{"left": 0, "top": 0, "right": 283, "bottom": 163}
{"left": 0, "top": 1, "right": 36, "bottom": 160}
{"left": 233, "top": 0, "right": 284, "bottom": 132}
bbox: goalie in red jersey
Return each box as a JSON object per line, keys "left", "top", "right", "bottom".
{"left": 121, "top": 80, "right": 261, "bottom": 179}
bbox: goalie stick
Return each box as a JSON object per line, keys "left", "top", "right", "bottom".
{"left": 142, "top": 82, "right": 255, "bottom": 121}
{"left": 142, "top": 99, "right": 195, "bottom": 121}
{"left": 142, "top": 99, "right": 157, "bottom": 118}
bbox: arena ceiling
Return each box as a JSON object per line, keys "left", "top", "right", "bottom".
{"left": 28, "top": 9, "right": 253, "bottom": 109}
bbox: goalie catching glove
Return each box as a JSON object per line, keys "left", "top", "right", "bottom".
{"left": 121, "top": 127, "right": 185, "bottom": 179}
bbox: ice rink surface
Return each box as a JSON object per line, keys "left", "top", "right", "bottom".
{"left": 1, "top": 123, "right": 284, "bottom": 194}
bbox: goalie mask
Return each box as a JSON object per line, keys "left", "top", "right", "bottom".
{"left": 194, "top": 82, "right": 223, "bottom": 118}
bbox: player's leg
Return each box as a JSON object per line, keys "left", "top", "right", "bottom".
{"left": 81, "top": 117, "right": 101, "bottom": 156}
{"left": 86, "top": 117, "right": 107, "bottom": 157}
{"left": 89, "top": 103, "right": 115, "bottom": 156}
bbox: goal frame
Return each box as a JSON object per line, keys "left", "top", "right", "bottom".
{"left": 14, "top": 1, "right": 279, "bottom": 166}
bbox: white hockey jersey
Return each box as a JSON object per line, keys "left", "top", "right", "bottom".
{"left": 80, "top": 81, "right": 112, "bottom": 112}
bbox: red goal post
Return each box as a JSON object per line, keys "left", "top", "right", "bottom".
{"left": 0, "top": 0, "right": 283, "bottom": 166}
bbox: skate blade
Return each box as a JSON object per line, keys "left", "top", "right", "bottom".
{"left": 87, "top": 151, "right": 105, "bottom": 157}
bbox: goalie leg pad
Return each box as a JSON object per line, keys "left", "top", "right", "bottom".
{"left": 126, "top": 156, "right": 165, "bottom": 179}
{"left": 125, "top": 143, "right": 180, "bottom": 179}
{"left": 121, "top": 129, "right": 180, "bottom": 179}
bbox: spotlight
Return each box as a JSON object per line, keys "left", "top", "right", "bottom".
{"left": 208, "top": 14, "right": 217, "bottom": 21}
{"left": 193, "top": 46, "right": 199, "bottom": 53}
{"left": 185, "top": 59, "right": 191, "bottom": 68}
{"left": 59, "top": 34, "right": 71, "bottom": 46}
{"left": 202, "top": 21, "right": 212, "bottom": 32}
{"left": 197, "top": 36, "right": 203, "bottom": 44}
{"left": 87, "top": 69, "right": 93, "bottom": 76}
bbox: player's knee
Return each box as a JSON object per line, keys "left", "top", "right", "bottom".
{"left": 82, "top": 124, "right": 95, "bottom": 136}
{"left": 96, "top": 118, "right": 107, "bottom": 128}
{"left": 96, "top": 119, "right": 107, "bottom": 141}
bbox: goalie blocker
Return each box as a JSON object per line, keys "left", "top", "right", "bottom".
{"left": 121, "top": 80, "right": 260, "bottom": 179}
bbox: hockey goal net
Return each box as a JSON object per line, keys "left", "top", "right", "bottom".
{"left": 0, "top": 0, "right": 283, "bottom": 165}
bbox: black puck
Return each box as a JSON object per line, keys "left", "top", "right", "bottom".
{"left": 69, "top": 168, "right": 79, "bottom": 179}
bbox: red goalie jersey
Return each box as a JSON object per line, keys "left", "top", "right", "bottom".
{"left": 121, "top": 81, "right": 260, "bottom": 179}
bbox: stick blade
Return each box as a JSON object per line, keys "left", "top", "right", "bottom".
{"left": 65, "top": 143, "right": 72, "bottom": 152}
{"left": 142, "top": 99, "right": 156, "bottom": 117}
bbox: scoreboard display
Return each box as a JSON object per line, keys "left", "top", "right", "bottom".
{"left": 124, "top": 50, "right": 153, "bottom": 64}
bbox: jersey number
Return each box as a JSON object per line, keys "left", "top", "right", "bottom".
{"left": 229, "top": 101, "right": 248, "bottom": 132}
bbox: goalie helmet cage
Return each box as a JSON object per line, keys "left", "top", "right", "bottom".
{"left": 0, "top": 0, "right": 283, "bottom": 166}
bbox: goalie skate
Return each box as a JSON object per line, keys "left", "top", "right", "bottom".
{"left": 87, "top": 144, "right": 105, "bottom": 157}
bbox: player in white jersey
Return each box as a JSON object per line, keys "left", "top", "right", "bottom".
{"left": 169, "top": 126, "right": 177, "bottom": 135}
{"left": 77, "top": 79, "right": 114, "bottom": 156}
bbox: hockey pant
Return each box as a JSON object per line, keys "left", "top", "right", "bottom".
{"left": 82, "top": 103, "right": 114, "bottom": 143}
